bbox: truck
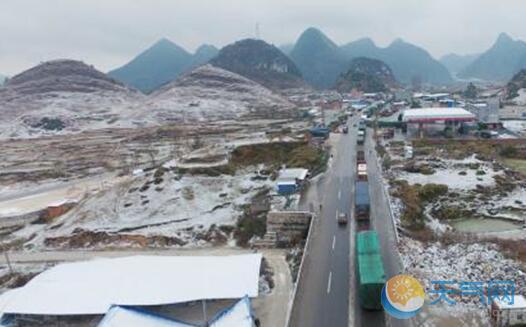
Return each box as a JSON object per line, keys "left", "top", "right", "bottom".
{"left": 309, "top": 126, "right": 330, "bottom": 138}
{"left": 355, "top": 181, "right": 370, "bottom": 221}
{"left": 356, "top": 231, "right": 386, "bottom": 310}
{"left": 357, "top": 163, "right": 368, "bottom": 181}
{"left": 358, "top": 120, "right": 367, "bottom": 132}
{"left": 357, "top": 130, "right": 365, "bottom": 145}
{"left": 357, "top": 150, "right": 365, "bottom": 164}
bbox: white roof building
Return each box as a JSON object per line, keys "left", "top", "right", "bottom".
{"left": 98, "top": 306, "right": 196, "bottom": 327}
{"left": 210, "top": 296, "right": 254, "bottom": 327}
{"left": 0, "top": 254, "right": 262, "bottom": 316}
{"left": 278, "top": 168, "right": 309, "bottom": 182}
{"left": 402, "top": 108, "right": 476, "bottom": 123}
{"left": 491, "top": 295, "right": 526, "bottom": 326}
{"left": 493, "top": 295, "right": 526, "bottom": 310}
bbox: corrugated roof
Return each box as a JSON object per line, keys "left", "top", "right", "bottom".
{"left": 403, "top": 108, "right": 476, "bottom": 122}
{"left": 210, "top": 296, "right": 253, "bottom": 327}
{"left": 0, "top": 254, "right": 261, "bottom": 316}
{"left": 98, "top": 306, "right": 196, "bottom": 327}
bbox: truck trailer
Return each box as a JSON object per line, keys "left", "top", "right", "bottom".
{"left": 356, "top": 231, "right": 386, "bottom": 310}
{"left": 354, "top": 181, "right": 370, "bottom": 220}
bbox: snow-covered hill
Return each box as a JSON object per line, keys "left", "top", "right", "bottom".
{"left": 0, "top": 62, "right": 297, "bottom": 139}
{"left": 143, "top": 64, "right": 295, "bottom": 122}
{"left": 0, "top": 60, "right": 143, "bottom": 138}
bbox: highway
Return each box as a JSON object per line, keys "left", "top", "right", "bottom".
{"left": 364, "top": 129, "right": 411, "bottom": 327}
{"left": 289, "top": 116, "right": 357, "bottom": 327}
{"left": 289, "top": 117, "right": 410, "bottom": 327}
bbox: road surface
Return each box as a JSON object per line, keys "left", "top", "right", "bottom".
{"left": 289, "top": 117, "right": 357, "bottom": 327}
{"left": 363, "top": 127, "right": 412, "bottom": 327}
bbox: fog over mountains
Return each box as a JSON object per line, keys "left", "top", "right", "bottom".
{"left": 459, "top": 33, "right": 526, "bottom": 81}
{"left": 210, "top": 39, "right": 305, "bottom": 90}
{"left": 4, "top": 27, "right": 526, "bottom": 95}
{"left": 108, "top": 39, "right": 218, "bottom": 93}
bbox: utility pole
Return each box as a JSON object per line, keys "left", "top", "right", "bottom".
{"left": 255, "top": 23, "right": 261, "bottom": 39}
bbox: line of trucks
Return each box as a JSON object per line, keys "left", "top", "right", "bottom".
{"left": 354, "top": 127, "right": 386, "bottom": 311}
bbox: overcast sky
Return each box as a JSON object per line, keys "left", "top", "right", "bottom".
{"left": 0, "top": 0, "right": 525, "bottom": 75}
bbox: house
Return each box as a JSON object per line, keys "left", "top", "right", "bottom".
{"left": 465, "top": 99, "right": 501, "bottom": 129}
{"left": 276, "top": 168, "right": 309, "bottom": 195}
{"left": 490, "top": 295, "right": 526, "bottom": 326}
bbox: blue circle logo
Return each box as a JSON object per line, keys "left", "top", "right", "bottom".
{"left": 381, "top": 274, "right": 425, "bottom": 319}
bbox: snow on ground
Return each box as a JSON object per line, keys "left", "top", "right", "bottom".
{"left": 0, "top": 174, "right": 129, "bottom": 218}
{"left": 397, "top": 155, "right": 501, "bottom": 190}
{"left": 20, "top": 168, "right": 275, "bottom": 247}
{"left": 503, "top": 120, "right": 526, "bottom": 137}
{"left": 400, "top": 236, "right": 525, "bottom": 322}
{"left": 510, "top": 89, "right": 526, "bottom": 106}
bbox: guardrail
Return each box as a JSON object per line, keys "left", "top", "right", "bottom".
{"left": 372, "top": 141, "right": 400, "bottom": 244}
{"left": 284, "top": 209, "right": 317, "bottom": 327}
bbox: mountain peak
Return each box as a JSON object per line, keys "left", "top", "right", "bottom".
{"left": 195, "top": 44, "right": 217, "bottom": 55}
{"left": 296, "top": 27, "right": 338, "bottom": 49}
{"left": 496, "top": 32, "right": 513, "bottom": 44}
{"left": 210, "top": 38, "right": 304, "bottom": 90}
{"left": 353, "top": 37, "right": 376, "bottom": 47}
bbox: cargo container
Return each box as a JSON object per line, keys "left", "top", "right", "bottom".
{"left": 356, "top": 231, "right": 385, "bottom": 310}
{"left": 356, "top": 252, "right": 385, "bottom": 310}
{"left": 309, "top": 127, "right": 330, "bottom": 138}
{"left": 357, "top": 150, "right": 365, "bottom": 164}
{"left": 356, "top": 230, "right": 381, "bottom": 255}
{"left": 355, "top": 181, "right": 370, "bottom": 220}
{"left": 358, "top": 121, "right": 367, "bottom": 131}
{"left": 357, "top": 163, "right": 367, "bottom": 181}
{"left": 357, "top": 135, "right": 365, "bottom": 145}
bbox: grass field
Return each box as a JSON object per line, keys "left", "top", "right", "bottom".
{"left": 503, "top": 158, "right": 526, "bottom": 175}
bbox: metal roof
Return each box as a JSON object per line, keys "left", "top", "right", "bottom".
{"left": 403, "top": 108, "right": 476, "bottom": 123}
{"left": 0, "top": 254, "right": 261, "bottom": 316}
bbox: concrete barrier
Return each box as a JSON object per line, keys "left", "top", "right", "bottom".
{"left": 284, "top": 209, "right": 316, "bottom": 327}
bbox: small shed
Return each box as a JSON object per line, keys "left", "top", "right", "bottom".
{"left": 490, "top": 295, "right": 526, "bottom": 326}
{"left": 276, "top": 168, "right": 309, "bottom": 195}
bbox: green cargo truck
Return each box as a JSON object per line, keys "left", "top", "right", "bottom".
{"left": 356, "top": 231, "right": 386, "bottom": 310}
{"left": 356, "top": 230, "right": 381, "bottom": 255}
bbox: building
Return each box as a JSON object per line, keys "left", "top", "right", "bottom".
{"left": 276, "top": 168, "right": 309, "bottom": 195}
{"left": 0, "top": 255, "right": 262, "bottom": 326}
{"left": 465, "top": 99, "right": 501, "bottom": 129}
{"left": 402, "top": 107, "right": 476, "bottom": 138}
{"left": 490, "top": 295, "right": 526, "bottom": 326}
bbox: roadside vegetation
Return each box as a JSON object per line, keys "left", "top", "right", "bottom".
{"left": 391, "top": 180, "right": 449, "bottom": 230}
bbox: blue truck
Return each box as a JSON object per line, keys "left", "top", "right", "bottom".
{"left": 355, "top": 181, "right": 370, "bottom": 221}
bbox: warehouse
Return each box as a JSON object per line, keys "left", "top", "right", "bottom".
{"left": 0, "top": 255, "right": 261, "bottom": 326}
{"left": 402, "top": 108, "right": 476, "bottom": 138}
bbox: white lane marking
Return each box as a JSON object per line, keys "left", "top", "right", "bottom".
{"left": 327, "top": 271, "right": 332, "bottom": 294}
{"left": 332, "top": 236, "right": 336, "bottom": 250}
{"left": 338, "top": 189, "right": 341, "bottom": 200}
{"left": 335, "top": 210, "right": 339, "bottom": 221}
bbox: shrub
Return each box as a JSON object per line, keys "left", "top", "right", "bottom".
{"left": 433, "top": 206, "right": 469, "bottom": 220}
{"left": 234, "top": 214, "right": 267, "bottom": 247}
{"left": 499, "top": 146, "right": 519, "bottom": 158}
{"left": 420, "top": 165, "right": 436, "bottom": 175}
{"left": 476, "top": 170, "right": 486, "bottom": 175}
{"left": 418, "top": 184, "right": 449, "bottom": 202}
